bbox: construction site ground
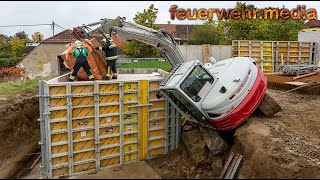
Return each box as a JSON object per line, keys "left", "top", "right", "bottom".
{"left": 1, "top": 88, "right": 320, "bottom": 179}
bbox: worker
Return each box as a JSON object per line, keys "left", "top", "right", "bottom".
{"left": 69, "top": 40, "right": 94, "bottom": 81}
{"left": 95, "top": 35, "right": 118, "bottom": 80}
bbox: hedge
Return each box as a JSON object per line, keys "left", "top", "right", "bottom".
{"left": 0, "top": 57, "right": 24, "bottom": 68}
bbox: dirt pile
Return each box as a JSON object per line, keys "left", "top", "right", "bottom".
{"left": 148, "top": 89, "right": 320, "bottom": 179}
{"left": 0, "top": 92, "right": 40, "bottom": 179}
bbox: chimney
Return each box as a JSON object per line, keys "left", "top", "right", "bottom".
{"left": 168, "top": 21, "right": 171, "bottom": 24}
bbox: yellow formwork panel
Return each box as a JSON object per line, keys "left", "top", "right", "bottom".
{"left": 52, "top": 167, "right": 68, "bottom": 177}
{"left": 279, "top": 42, "right": 289, "bottom": 47}
{"left": 124, "top": 153, "right": 138, "bottom": 162}
{"left": 72, "top": 107, "right": 95, "bottom": 118}
{"left": 49, "top": 86, "right": 66, "bottom": 95}
{"left": 239, "top": 41, "right": 249, "bottom": 46}
{"left": 149, "top": 119, "right": 165, "bottom": 129}
{"left": 124, "top": 144, "right": 138, "bottom": 153}
{"left": 71, "top": 85, "right": 94, "bottom": 94}
{"left": 123, "top": 93, "right": 138, "bottom": 101}
{"left": 73, "top": 130, "right": 95, "bottom": 140}
{"left": 124, "top": 123, "right": 138, "bottom": 133}
{"left": 100, "top": 147, "right": 120, "bottom": 157}
{"left": 99, "top": 94, "right": 119, "bottom": 104}
{"left": 149, "top": 81, "right": 160, "bottom": 90}
{"left": 149, "top": 139, "right": 165, "bottom": 147}
{"left": 149, "top": 91, "right": 165, "bottom": 100}
{"left": 99, "top": 126, "right": 120, "bottom": 136}
{"left": 73, "top": 140, "right": 95, "bottom": 152}
{"left": 100, "top": 137, "right": 120, "bottom": 147}
{"left": 149, "top": 148, "right": 165, "bottom": 157}
{"left": 290, "top": 42, "right": 299, "bottom": 46}
{"left": 99, "top": 83, "right": 119, "bottom": 93}
{"left": 52, "top": 144, "right": 68, "bottom": 155}
{"left": 123, "top": 82, "right": 138, "bottom": 91}
{"left": 149, "top": 129, "right": 165, "bottom": 138}
{"left": 72, "top": 118, "right": 95, "bottom": 129}
{"left": 74, "top": 162, "right": 96, "bottom": 173}
{"left": 50, "top": 110, "right": 67, "bottom": 120}
{"left": 100, "top": 157, "right": 120, "bottom": 167}
{"left": 51, "top": 133, "right": 68, "bottom": 143}
{"left": 123, "top": 104, "right": 138, "bottom": 112}
{"left": 123, "top": 114, "right": 138, "bottom": 122}
{"left": 149, "top": 110, "right": 165, "bottom": 119}
{"left": 99, "top": 106, "right": 119, "bottom": 115}
{"left": 50, "top": 121, "right": 67, "bottom": 131}
{"left": 72, "top": 97, "right": 94, "bottom": 106}
{"left": 52, "top": 156, "right": 68, "bottom": 166}
{"left": 73, "top": 150, "right": 96, "bottom": 162}
{"left": 150, "top": 101, "right": 165, "bottom": 109}
{"left": 124, "top": 133, "right": 138, "bottom": 142}
{"left": 99, "top": 116, "right": 119, "bottom": 126}
{"left": 50, "top": 98, "right": 67, "bottom": 107}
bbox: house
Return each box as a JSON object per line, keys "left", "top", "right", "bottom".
{"left": 155, "top": 22, "right": 201, "bottom": 45}
{"left": 301, "top": 20, "right": 320, "bottom": 32}
{"left": 18, "top": 29, "right": 124, "bottom": 79}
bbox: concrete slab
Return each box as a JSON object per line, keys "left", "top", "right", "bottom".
{"left": 69, "top": 161, "right": 162, "bottom": 179}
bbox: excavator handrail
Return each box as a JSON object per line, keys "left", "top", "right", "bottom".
{"left": 73, "top": 16, "right": 186, "bottom": 68}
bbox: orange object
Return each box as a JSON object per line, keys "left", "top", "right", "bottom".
{"left": 60, "top": 38, "right": 107, "bottom": 81}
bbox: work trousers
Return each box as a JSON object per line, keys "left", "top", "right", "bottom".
{"left": 106, "top": 60, "right": 117, "bottom": 78}
{"left": 70, "top": 57, "right": 94, "bottom": 80}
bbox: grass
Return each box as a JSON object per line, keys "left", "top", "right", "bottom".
{"left": 0, "top": 78, "right": 41, "bottom": 95}
{"left": 119, "top": 60, "right": 171, "bottom": 72}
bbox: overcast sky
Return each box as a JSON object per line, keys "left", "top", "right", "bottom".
{"left": 0, "top": 1, "right": 319, "bottom": 39}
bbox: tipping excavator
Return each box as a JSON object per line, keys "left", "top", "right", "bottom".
{"left": 73, "top": 16, "right": 281, "bottom": 154}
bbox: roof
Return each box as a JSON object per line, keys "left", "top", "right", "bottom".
{"left": 42, "top": 29, "right": 77, "bottom": 44}
{"left": 155, "top": 24, "right": 203, "bottom": 41}
{"left": 304, "top": 20, "right": 320, "bottom": 28}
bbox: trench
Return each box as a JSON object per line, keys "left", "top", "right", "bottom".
{"left": 0, "top": 94, "right": 40, "bottom": 179}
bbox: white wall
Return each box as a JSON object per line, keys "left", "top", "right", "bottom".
{"left": 177, "top": 45, "right": 232, "bottom": 62}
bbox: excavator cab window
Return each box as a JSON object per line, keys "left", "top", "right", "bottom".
{"left": 164, "top": 89, "right": 204, "bottom": 121}
{"left": 180, "top": 65, "right": 214, "bottom": 102}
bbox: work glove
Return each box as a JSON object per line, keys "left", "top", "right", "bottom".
{"left": 95, "top": 47, "right": 99, "bottom": 50}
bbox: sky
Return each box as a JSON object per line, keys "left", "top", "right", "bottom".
{"left": 0, "top": 1, "right": 319, "bottom": 39}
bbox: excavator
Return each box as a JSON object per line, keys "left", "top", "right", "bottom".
{"left": 73, "top": 16, "right": 281, "bottom": 153}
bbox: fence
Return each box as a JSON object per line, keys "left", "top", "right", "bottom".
{"left": 232, "top": 40, "right": 316, "bottom": 73}
{"left": 38, "top": 70, "right": 181, "bottom": 178}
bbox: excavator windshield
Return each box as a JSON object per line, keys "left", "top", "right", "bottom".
{"left": 180, "top": 65, "right": 214, "bottom": 102}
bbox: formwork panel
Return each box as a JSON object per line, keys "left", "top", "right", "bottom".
{"left": 100, "top": 157, "right": 120, "bottom": 167}
{"left": 50, "top": 98, "right": 67, "bottom": 107}
{"left": 72, "top": 118, "right": 95, "bottom": 129}
{"left": 41, "top": 73, "right": 181, "bottom": 178}
{"left": 49, "top": 86, "right": 66, "bottom": 95}
{"left": 71, "top": 85, "right": 94, "bottom": 94}
{"left": 72, "top": 97, "right": 94, "bottom": 106}
{"left": 72, "top": 107, "right": 95, "bottom": 118}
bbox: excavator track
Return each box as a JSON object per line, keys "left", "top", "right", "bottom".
{"left": 266, "top": 74, "right": 320, "bottom": 95}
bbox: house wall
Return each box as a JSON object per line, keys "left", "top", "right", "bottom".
{"left": 18, "top": 43, "right": 67, "bottom": 78}
{"left": 177, "top": 44, "right": 232, "bottom": 62}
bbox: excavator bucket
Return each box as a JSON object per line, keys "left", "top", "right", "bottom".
{"left": 60, "top": 38, "right": 107, "bottom": 81}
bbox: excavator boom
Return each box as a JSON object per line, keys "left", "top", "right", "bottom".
{"left": 73, "top": 16, "right": 186, "bottom": 68}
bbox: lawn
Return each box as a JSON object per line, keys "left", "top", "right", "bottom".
{"left": 119, "top": 60, "right": 171, "bottom": 72}
{"left": 0, "top": 78, "right": 40, "bottom": 95}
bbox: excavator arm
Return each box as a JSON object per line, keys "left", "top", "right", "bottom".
{"left": 73, "top": 16, "right": 186, "bottom": 68}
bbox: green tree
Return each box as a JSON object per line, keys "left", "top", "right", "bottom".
{"left": 123, "top": 4, "right": 162, "bottom": 58}
{"left": 8, "top": 37, "right": 29, "bottom": 57}
{"left": 188, "top": 24, "right": 221, "bottom": 45}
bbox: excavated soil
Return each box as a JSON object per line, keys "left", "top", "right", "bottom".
{"left": 0, "top": 91, "right": 40, "bottom": 179}
{"left": 147, "top": 89, "right": 320, "bottom": 179}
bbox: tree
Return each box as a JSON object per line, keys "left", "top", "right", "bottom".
{"left": 214, "top": 2, "right": 307, "bottom": 44}
{"left": 8, "top": 37, "right": 28, "bottom": 57}
{"left": 14, "top": 31, "right": 28, "bottom": 39}
{"left": 123, "top": 4, "right": 162, "bottom": 58}
{"left": 32, "top": 32, "right": 44, "bottom": 42}
{"left": 188, "top": 24, "right": 221, "bottom": 45}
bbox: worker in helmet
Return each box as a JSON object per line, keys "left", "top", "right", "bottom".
{"left": 95, "top": 35, "right": 118, "bottom": 80}
{"left": 69, "top": 40, "right": 94, "bottom": 81}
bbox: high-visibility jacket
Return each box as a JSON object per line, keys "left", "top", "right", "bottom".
{"left": 98, "top": 42, "right": 118, "bottom": 61}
